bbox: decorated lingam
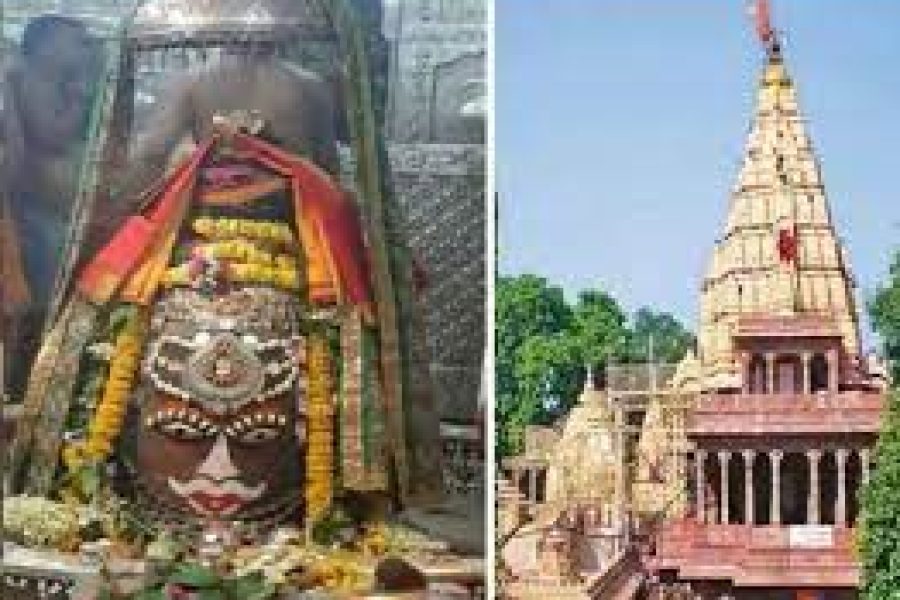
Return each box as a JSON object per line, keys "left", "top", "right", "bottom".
{"left": 2, "top": 118, "right": 464, "bottom": 595}
{"left": 7, "top": 123, "right": 390, "bottom": 532}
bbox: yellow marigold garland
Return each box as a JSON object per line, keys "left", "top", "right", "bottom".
{"left": 161, "top": 261, "right": 300, "bottom": 291}
{"left": 195, "top": 239, "right": 297, "bottom": 267}
{"left": 192, "top": 217, "right": 295, "bottom": 247}
{"left": 62, "top": 310, "right": 147, "bottom": 471}
{"left": 306, "top": 332, "right": 334, "bottom": 527}
{"left": 160, "top": 235, "right": 301, "bottom": 291}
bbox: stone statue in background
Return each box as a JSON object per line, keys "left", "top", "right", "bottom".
{"left": 1, "top": 15, "right": 99, "bottom": 398}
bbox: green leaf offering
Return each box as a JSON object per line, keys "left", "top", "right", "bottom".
{"left": 168, "top": 563, "right": 220, "bottom": 588}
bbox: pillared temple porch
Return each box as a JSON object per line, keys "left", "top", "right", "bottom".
{"left": 690, "top": 446, "right": 870, "bottom": 530}
{"left": 651, "top": 387, "right": 880, "bottom": 591}
{"left": 648, "top": 323, "right": 883, "bottom": 593}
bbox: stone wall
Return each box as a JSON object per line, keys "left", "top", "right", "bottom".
{"left": 387, "top": 143, "right": 485, "bottom": 422}
{"left": 3, "top": 0, "right": 130, "bottom": 37}
{"left": 384, "top": 0, "right": 486, "bottom": 143}
{"left": 380, "top": 0, "right": 486, "bottom": 429}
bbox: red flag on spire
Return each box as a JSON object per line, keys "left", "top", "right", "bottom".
{"left": 748, "top": 0, "right": 780, "bottom": 57}
{"left": 755, "top": 0, "right": 774, "bottom": 44}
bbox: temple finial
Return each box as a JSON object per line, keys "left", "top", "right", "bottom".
{"left": 584, "top": 364, "right": 595, "bottom": 392}
{"left": 212, "top": 109, "right": 267, "bottom": 137}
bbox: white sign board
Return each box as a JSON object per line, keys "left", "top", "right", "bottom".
{"left": 788, "top": 525, "right": 833, "bottom": 548}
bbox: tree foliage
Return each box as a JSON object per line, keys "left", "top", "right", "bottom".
{"left": 860, "top": 251, "right": 900, "bottom": 597}
{"left": 571, "top": 290, "right": 630, "bottom": 366}
{"left": 496, "top": 275, "right": 573, "bottom": 457}
{"left": 495, "top": 274, "right": 694, "bottom": 458}
{"left": 870, "top": 251, "right": 900, "bottom": 383}
{"left": 628, "top": 308, "right": 697, "bottom": 364}
{"left": 860, "top": 390, "right": 900, "bottom": 599}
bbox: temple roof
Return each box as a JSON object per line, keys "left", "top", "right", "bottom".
{"left": 697, "top": 50, "right": 862, "bottom": 382}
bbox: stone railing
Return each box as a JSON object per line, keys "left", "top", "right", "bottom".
{"left": 688, "top": 391, "right": 882, "bottom": 435}
{"left": 502, "top": 579, "right": 589, "bottom": 600}
{"left": 650, "top": 520, "right": 859, "bottom": 588}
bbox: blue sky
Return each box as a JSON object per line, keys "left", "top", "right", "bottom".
{"left": 497, "top": 1, "right": 900, "bottom": 350}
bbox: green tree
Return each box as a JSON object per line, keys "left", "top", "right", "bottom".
{"left": 870, "top": 251, "right": 900, "bottom": 382}
{"left": 496, "top": 275, "right": 572, "bottom": 379}
{"left": 860, "top": 251, "right": 900, "bottom": 597}
{"left": 572, "top": 290, "right": 631, "bottom": 368}
{"left": 495, "top": 277, "right": 637, "bottom": 456}
{"left": 860, "top": 390, "right": 900, "bottom": 598}
{"left": 514, "top": 332, "right": 581, "bottom": 422}
{"left": 495, "top": 275, "right": 572, "bottom": 456}
{"left": 627, "top": 308, "right": 696, "bottom": 364}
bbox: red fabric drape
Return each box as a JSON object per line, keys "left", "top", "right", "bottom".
{"left": 77, "top": 133, "right": 372, "bottom": 317}
{"left": 232, "top": 133, "right": 374, "bottom": 316}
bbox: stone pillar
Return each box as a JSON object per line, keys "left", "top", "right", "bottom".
{"left": 529, "top": 467, "right": 538, "bottom": 504}
{"left": 801, "top": 352, "right": 812, "bottom": 395}
{"left": 861, "top": 447, "right": 871, "bottom": 486}
{"left": 827, "top": 348, "right": 839, "bottom": 393}
{"left": 740, "top": 352, "right": 751, "bottom": 394}
{"left": 835, "top": 449, "right": 848, "bottom": 527}
{"left": 770, "top": 450, "right": 783, "bottom": 525}
{"left": 614, "top": 407, "right": 625, "bottom": 528}
{"left": 742, "top": 450, "right": 755, "bottom": 525}
{"left": 696, "top": 450, "right": 707, "bottom": 524}
{"left": 807, "top": 449, "right": 821, "bottom": 525}
{"left": 765, "top": 352, "right": 777, "bottom": 394}
{"left": 719, "top": 451, "right": 731, "bottom": 525}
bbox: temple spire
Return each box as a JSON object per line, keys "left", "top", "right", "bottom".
{"left": 696, "top": 6, "right": 863, "bottom": 388}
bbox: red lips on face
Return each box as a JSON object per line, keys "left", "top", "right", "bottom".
{"left": 188, "top": 492, "right": 245, "bottom": 516}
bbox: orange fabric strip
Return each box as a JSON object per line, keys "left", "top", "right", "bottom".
{"left": 78, "top": 141, "right": 212, "bottom": 304}
{"left": 198, "top": 177, "right": 286, "bottom": 206}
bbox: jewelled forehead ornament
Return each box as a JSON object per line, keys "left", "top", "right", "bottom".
{"left": 212, "top": 109, "right": 267, "bottom": 137}
{"left": 144, "top": 287, "right": 306, "bottom": 415}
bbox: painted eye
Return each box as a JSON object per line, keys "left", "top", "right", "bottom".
{"left": 235, "top": 427, "right": 282, "bottom": 444}
{"left": 158, "top": 421, "right": 207, "bottom": 441}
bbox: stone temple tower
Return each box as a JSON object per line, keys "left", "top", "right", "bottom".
{"left": 650, "top": 3, "right": 890, "bottom": 596}
{"left": 697, "top": 51, "right": 865, "bottom": 392}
